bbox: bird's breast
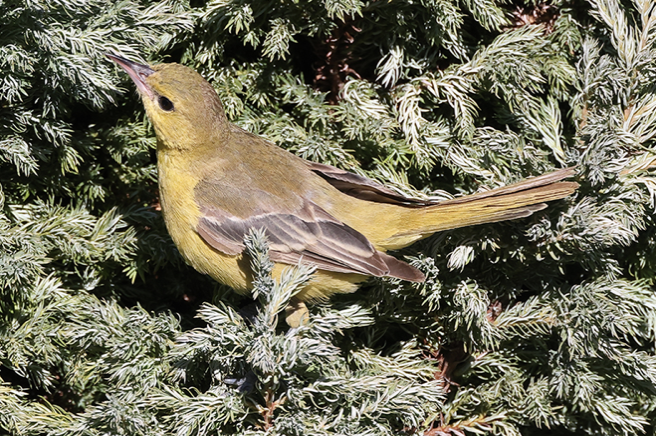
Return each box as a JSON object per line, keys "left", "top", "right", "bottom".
{"left": 157, "top": 151, "right": 200, "bottom": 230}
{"left": 156, "top": 150, "right": 250, "bottom": 290}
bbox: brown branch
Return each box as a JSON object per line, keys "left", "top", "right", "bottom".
{"left": 424, "top": 415, "right": 495, "bottom": 436}
{"left": 512, "top": 3, "right": 559, "bottom": 33}
{"left": 258, "top": 385, "right": 287, "bottom": 430}
{"left": 313, "top": 18, "right": 363, "bottom": 104}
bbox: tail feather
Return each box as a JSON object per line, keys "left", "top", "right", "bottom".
{"left": 379, "top": 251, "right": 426, "bottom": 282}
{"left": 439, "top": 167, "right": 577, "bottom": 205}
{"left": 389, "top": 168, "right": 578, "bottom": 241}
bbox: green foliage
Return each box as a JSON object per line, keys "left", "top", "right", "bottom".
{"left": 2, "top": 0, "right": 656, "bottom": 434}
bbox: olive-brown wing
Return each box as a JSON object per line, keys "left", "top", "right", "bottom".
{"left": 196, "top": 200, "right": 424, "bottom": 282}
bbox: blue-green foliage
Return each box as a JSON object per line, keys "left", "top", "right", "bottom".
{"left": 2, "top": 0, "right": 656, "bottom": 434}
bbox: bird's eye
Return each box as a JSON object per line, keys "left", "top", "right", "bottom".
{"left": 158, "top": 96, "right": 174, "bottom": 112}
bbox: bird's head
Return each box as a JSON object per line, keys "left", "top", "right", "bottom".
{"left": 107, "top": 54, "right": 228, "bottom": 151}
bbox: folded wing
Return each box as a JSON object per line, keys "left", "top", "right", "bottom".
{"left": 196, "top": 199, "right": 424, "bottom": 282}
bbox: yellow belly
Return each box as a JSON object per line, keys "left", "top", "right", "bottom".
{"left": 157, "top": 151, "right": 366, "bottom": 301}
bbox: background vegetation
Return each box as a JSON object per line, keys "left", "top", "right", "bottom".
{"left": 2, "top": 0, "right": 656, "bottom": 434}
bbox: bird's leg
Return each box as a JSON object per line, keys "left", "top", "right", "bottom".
{"left": 285, "top": 298, "right": 310, "bottom": 327}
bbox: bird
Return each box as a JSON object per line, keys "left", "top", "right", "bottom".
{"left": 107, "top": 54, "right": 578, "bottom": 326}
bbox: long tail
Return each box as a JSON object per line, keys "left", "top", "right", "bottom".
{"left": 383, "top": 167, "right": 578, "bottom": 248}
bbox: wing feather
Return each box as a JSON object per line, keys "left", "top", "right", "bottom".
{"left": 196, "top": 200, "right": 424, "bottom": 281}
{"left": 306, "top": 161, "right": 431, "bottom": 206}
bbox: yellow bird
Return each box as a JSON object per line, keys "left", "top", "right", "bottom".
{"left": 108, "top": 54, "right": 577, "bottom": 324}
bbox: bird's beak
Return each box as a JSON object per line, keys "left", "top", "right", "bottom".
{"left": 106, "top": 54, "right": 155, "bottom": 99}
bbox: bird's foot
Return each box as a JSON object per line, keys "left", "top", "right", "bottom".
{"left": 285, "top": 299, "right": 309, "bottom": 327}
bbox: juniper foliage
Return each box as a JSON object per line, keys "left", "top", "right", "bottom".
{"left": 2, "top": 0, "right": 656, "bottom": 434}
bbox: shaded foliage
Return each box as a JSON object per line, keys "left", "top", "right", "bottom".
{"left": 2, "top": 0, "right": 656, "bottom": 434}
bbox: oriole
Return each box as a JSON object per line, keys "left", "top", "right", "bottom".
{"left": 107, "top": 54, "right": 578, "bottom": 325}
